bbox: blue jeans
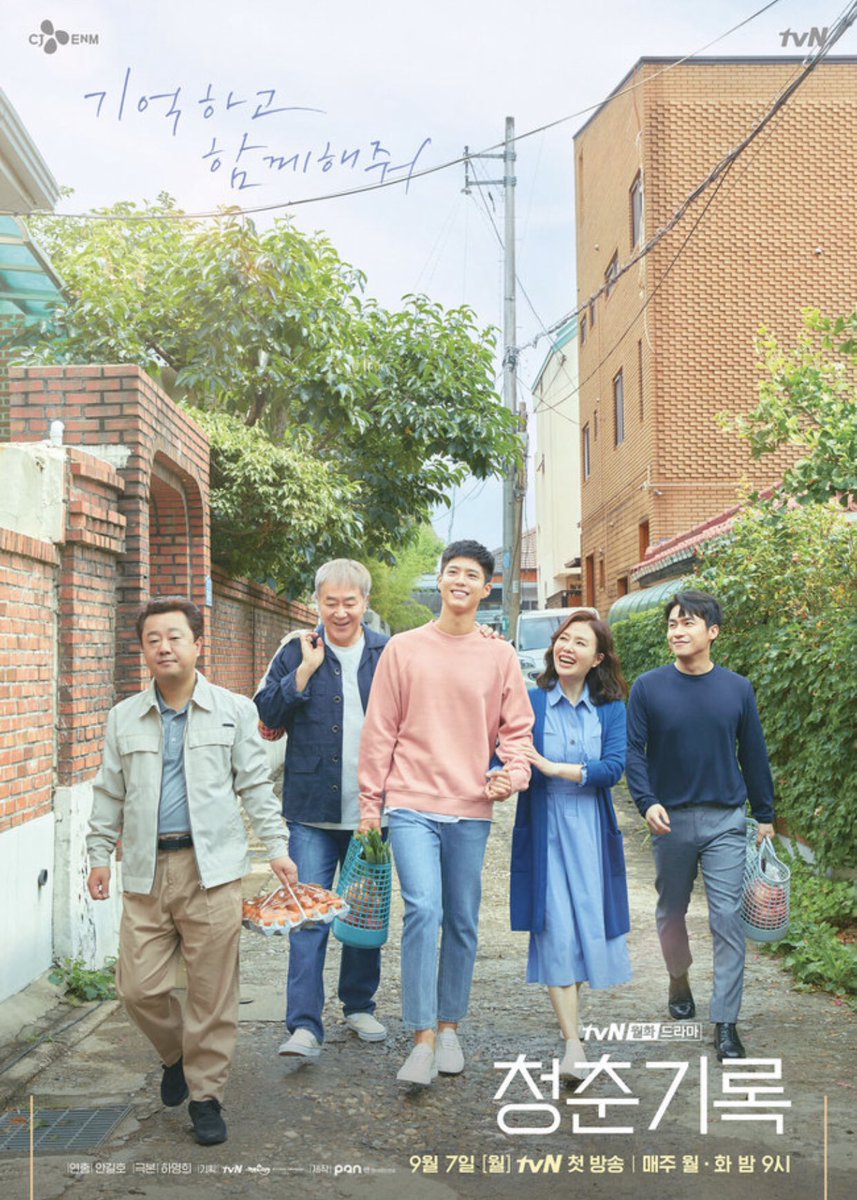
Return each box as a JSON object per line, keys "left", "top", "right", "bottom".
{"left": 285, "top": 822, "right": 382, "bottom": 1043}
{"left": 389, "top": 809, "right": 491, "bottom": 1031}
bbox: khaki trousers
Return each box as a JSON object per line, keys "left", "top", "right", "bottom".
{"left": 116, "top": 848, "right": 242, "bottom": 1102}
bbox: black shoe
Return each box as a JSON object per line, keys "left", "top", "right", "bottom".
{"left": 189, "top": 1099, "right": 227, "bottom": 1145}
{"left": 160, "top": 1057, "right": 188, "bottom": 1107}
{"left": 714, "top": 1023, "right": 746, "bottom": 1060}
{"left": 668, "top": 973, "right": 696, "bottom": 1020}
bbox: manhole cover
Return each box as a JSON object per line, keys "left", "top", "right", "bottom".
{"left": 0, "top": 1106, "right": 132, "bottom": 1153}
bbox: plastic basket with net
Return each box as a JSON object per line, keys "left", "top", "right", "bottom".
{"left": 333, "top": 831, "right": 392, "bottom": 949}
{"left": 741, "top": 820, "right": 791, "bottom": 943}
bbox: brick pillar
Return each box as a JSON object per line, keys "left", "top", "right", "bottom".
{"left": 9, "top": 364, "right": 210, "bottom": 700}
{"left": 57, "top": 450, "right": 126, "bottom": 785}
{"left": 0, "top": 315, "right": 24, "bottom": 442}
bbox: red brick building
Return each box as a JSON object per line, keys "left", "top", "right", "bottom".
{"left": 574, "top": 57, "right": 857, "bottom": 612}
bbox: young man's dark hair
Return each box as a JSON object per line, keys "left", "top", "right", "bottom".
{"left": 664, "top": 590, "right": 723, "bottom": 630}
{"left": 136, "top": 597, "right": 204, "bottom": 643}
{"left": 439, "top": 540, "right": 495, "bottom": 581}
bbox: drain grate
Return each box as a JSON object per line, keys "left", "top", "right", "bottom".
{"left": 0, "top": 1106, "right": 132, "bottom": 1153}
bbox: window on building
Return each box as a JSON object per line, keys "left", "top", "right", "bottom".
{"left": 613, "top": 369, "right": 625, "bottom": 446}
{"left": 580, "top": 313, "right": 587, "bottom": 345}
{"left": 589, "top": 299, "right": 596, "bottom": 330}
{"left": 585, "top": 554, "right": 596, "bottom": 608}
{"left": 617, "top": 575, "right": 629, "bottom": 597}
{"left": 630, "top": 172, "right": 643, "bottom": 248}
{"left": 639, "top": 518, "right": 650, "bottom": 559}
{"left": 638, "top": 338, "right": 644, "bottom": 422}
{"left": 593, "top": 409, "right": 599, "bottom": 441}
{"left": 605, "top": 252, "right": 619, "bottom": 298}
{"left": 582, "top": 424, "right": 591, "bottom": 480}
{"left": 598, "top": 558, "right": 606, "bottom": 591}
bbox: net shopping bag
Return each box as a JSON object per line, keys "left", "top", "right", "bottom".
{"left": 333, "top": 831, "right": 392, "bottom": 949}
{"left": 741, "top": 824, "right": 790, "bottom": 943}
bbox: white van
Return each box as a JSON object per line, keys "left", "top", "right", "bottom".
{"left": 515, "top": 606, "right": 599, "bottom": 685}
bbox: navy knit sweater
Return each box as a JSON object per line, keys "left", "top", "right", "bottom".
{"left": 626, "top": 664, "right": 775, "bottom": 823}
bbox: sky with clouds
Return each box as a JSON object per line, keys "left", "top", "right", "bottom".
{"left": 1, "top": 0, "right": 850, "bottom": 550}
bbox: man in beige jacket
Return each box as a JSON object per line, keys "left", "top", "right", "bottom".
{"left": 87, "top": 597, "right": 297, "bottom": 1146}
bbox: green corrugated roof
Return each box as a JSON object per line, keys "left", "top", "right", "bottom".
{"left": 608, "top": 578, "right": 690, "bottom": 625}
{"left": 0, "top": 215, "right": 63, "bottom": 322}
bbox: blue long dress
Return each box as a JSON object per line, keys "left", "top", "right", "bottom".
{"left": 526, "top": 682, "right": 632, "bottom": 988}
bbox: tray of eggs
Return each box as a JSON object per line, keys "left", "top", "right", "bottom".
{"left": 242, "top": 881, "right": 350, "bottom": 935}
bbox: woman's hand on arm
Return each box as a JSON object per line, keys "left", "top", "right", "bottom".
{"left": 522, "top": 743, "right": 583, "bottom": 783}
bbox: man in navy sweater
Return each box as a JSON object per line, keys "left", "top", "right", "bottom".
{"left": 626, "top": 591, "right": 774, "bottom": 1060}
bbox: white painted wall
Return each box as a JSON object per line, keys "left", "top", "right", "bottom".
{"left": 0, "top": 442, "right": 66, "bottom": 542}
{"left": 53, "top": 784, "right": 122, "bottom": 969}
{"left": 532, "top": 324, "right": 582, "bottom": 606}
{"left": 0, "top": 813, "right": 55, "bottom": 1003}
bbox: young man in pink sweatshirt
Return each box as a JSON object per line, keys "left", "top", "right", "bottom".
{"left": 358, "top": 540, "right": 534, "bottom": 1085}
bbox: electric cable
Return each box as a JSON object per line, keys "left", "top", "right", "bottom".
{"left": 1, "top": 1, "right": 787, "bottom": 224}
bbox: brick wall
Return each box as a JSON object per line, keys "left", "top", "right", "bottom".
{"left": 7, "top": 362, "right": 316, "bottom": 704}
{"left": 574, "top": 59, "right": 857, "bottom": 613}
{"left": 210, "top": 569, "right": 315, "bottom": 696}
{"left": 0, "top": 528, "right": 57, "bottom": 833}
{"left": 8, "top": 364, "right": 210, "bottom": 697}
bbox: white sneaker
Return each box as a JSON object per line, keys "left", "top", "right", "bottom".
{"left": 278, "top": 1028, "right": 321, "bottom": 1058}
{"left": 436, "top": 1028, "right": 464, "bottom": 1074}
{"left": 396, "top": 1044, "right": 438, "bottom": 1086}
{"left": 559, "top": 1038, "right": 588, "bottom": 1082}
{"left": 344, "top": 1012, "right": 388, "bottom": 1042}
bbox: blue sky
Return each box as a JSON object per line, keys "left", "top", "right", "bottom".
{"left": 1, "top": 0, "right": 849, "bottom": 549}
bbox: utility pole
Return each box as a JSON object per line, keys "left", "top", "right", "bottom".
{"left": 463, "top": 117, "right": 523, "bottom": 639}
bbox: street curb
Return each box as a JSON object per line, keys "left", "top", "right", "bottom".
{"left": 0, "top": 999, "right": 121, "bottom": 1110}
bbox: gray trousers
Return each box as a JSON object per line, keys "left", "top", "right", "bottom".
{"left": 651, "top": 804, "right": 747, "bottom": 1023}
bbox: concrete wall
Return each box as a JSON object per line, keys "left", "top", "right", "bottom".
{"left": 0, "top": 813, "right": 55, "bottom": 1003}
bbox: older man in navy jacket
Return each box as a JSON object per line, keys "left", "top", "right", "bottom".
{"left": 255, "top": 560, "right": 389, "bottom": 1058}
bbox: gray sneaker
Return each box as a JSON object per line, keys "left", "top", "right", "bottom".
{"left": 396, "top": 1044, "right": 437, "bottom": 1086}
{"left": 436, "top": 1029, "right": 465, "bottom": 1074}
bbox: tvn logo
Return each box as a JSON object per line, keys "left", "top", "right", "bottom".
{"left": 779, "top": 27, "right": 829, "bottom": 48}
{"left": 29, "top": 19, "right": 99, "bottom": 54}
{"left": 582, "top": 1022, "right": 704, "bottom": 1041}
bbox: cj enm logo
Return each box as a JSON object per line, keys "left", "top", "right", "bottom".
{"left": 29, "top": 19, "right": 99, "bottom": 54}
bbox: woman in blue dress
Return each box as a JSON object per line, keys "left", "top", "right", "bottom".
{"left": 510, "top": 611, "right": 631, "bottom": 1081}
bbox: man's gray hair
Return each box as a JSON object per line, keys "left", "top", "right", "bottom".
{"left": 314, "top": 559, "right": 372, "bottom": 598}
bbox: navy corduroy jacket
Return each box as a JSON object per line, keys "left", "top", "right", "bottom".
{"left": 254, "top": 625, "right": 388, "bottom": 823}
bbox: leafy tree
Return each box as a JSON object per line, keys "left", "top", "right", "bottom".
{"left": 696, "top": 501, "right": 856, "bottom": 871}
{"left": 192, "top": 409, "right": 363, "bottom": 585}
{"left": 614, "top": 502, "right": 856, "bottom": 870}
{"left": 720, "top": 309, "right": 857, "bottom": 505}
{"left": 366, "top": 524, "right": 443, "bottom": 632}
{"left": 18, "top": 196, "right": 519, "bottom": 591}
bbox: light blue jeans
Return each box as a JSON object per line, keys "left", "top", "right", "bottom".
{"left": 388, "top": 809, "right": 491, "bottom": 1031}
{"left": 285, "top": 822, "right": 382, "bottom": 1043}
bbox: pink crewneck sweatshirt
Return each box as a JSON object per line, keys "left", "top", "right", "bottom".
{"left": 358, "top": 622, "right": 534, "bottom": 821}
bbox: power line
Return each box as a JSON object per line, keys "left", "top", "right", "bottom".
{"left": 526, "top": 0, "right": 857, "bottom": 356}
{"left": 3, "top": 1, "right": 786, "bottom": 225}
{"left": 530, "top": 1, "right": 857, "bottom": 424}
